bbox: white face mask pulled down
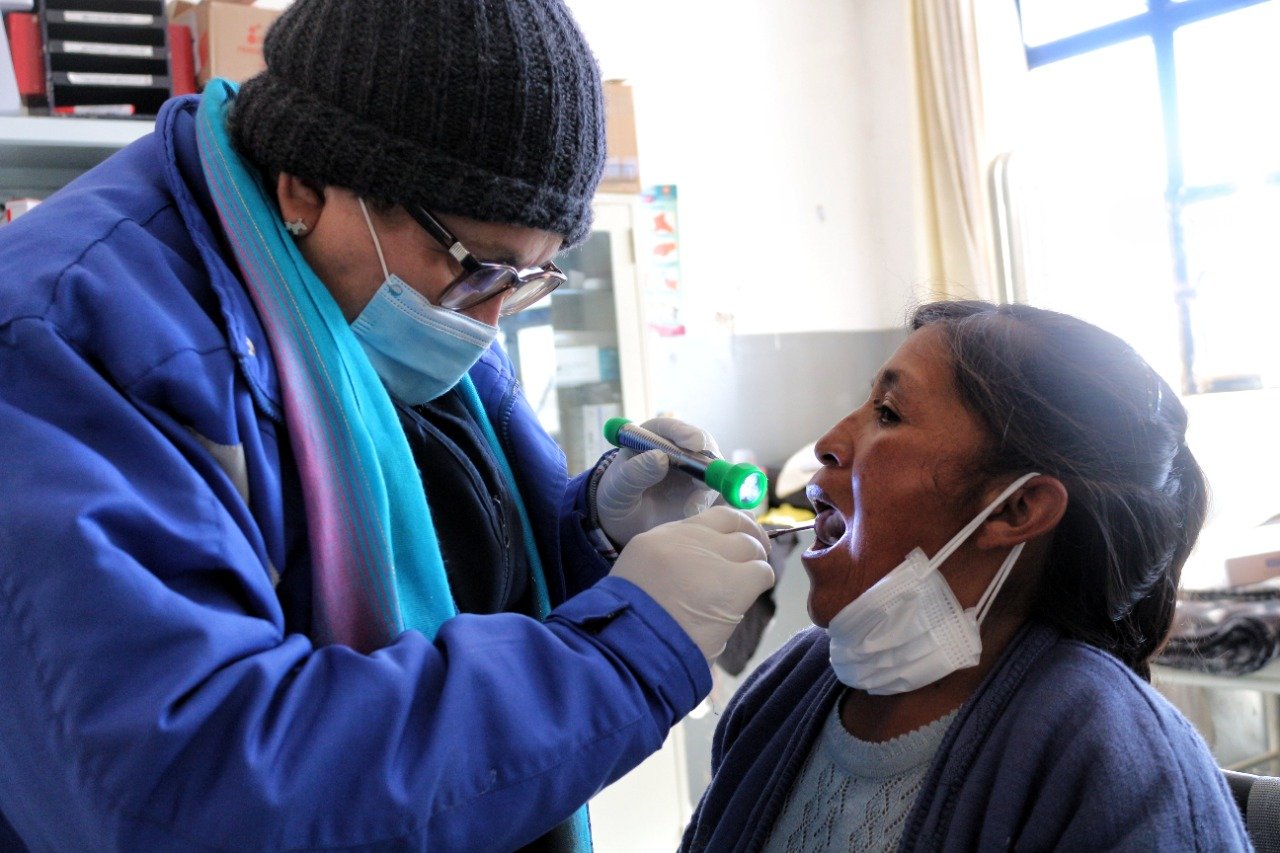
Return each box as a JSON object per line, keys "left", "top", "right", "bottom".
{"left": 827, "top": 473, "right": 1040, "bottom": 695}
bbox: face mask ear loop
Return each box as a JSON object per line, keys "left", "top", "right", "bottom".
{"left": 974, "top": 542, "right": 1025, "bottom": 626}
{"left": 358, "top": 198, "right": 392, "bottom": 282}
{"left": 927, "top": 472, "right": 1040, "bottom": 570}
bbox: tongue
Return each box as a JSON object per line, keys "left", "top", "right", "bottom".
{"left": 817, "top": 510, "right": 846, "bottom": 545}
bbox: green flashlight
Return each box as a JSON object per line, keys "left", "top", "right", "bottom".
{"left": 603, "top": 417, "right": 768, "bottom": 511}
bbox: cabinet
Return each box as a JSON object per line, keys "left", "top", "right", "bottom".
{"left": 498, "top": 193, "right": 652, "bottom": 474}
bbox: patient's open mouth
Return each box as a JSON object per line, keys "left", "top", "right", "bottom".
{"left": 805, "top": 485, "right": 847, "bottom": 550}
{"left": 813, "top": 506, "right": 846, "bottom": 548}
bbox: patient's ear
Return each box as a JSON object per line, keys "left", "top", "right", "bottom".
{"left": 974, "top": 475, "right": 1068, "bottom": 549}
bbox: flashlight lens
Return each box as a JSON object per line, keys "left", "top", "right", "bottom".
{"left": 737, "top": 473, "right": 765, "bottom": 508}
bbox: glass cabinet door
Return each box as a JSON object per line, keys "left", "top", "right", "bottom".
{"left": 498, "top": 197, "right": 649, "bottom": 474}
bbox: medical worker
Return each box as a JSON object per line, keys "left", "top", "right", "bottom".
{"left": 0, "top": 0, "right": 773, "bottom": 849}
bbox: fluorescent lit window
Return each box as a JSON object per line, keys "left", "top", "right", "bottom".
{"left": 1015, "top": 0, "right": 1280, "bottom": 393}
{"left": 1176, "top": 3, "right": 1280, "bottom": 186}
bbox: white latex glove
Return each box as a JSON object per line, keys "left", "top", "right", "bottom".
{"left": 596, "top": 417, "right": 722, "bottom": 547}
{"left": 609, "top": 506, "right": 775, "bottom": 664}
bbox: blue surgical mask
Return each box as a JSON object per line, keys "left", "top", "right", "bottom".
{"left": 351, "top": 199, "right": 497, "bottom": 405}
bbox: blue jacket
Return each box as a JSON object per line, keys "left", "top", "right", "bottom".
{"left": 0, "top": 96, "right": 709, "bottom": 851}
{"left": 681, "top": 623, "right": 1250, "bottom": 852}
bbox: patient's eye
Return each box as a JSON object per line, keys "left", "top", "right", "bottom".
{"left": 874, "top": 402, "right": 900, "bottom": 425}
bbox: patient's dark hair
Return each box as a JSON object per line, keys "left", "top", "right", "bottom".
{"left": 912, "top": 300, "right": 1207, "bottom": 680}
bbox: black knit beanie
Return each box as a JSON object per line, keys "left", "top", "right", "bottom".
{"left": 228, "top": 0, "right": 605, "bottom": 247}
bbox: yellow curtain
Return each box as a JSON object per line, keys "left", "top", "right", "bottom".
{"left": 911, "top": 0, "right": 1028, "bottom": 302}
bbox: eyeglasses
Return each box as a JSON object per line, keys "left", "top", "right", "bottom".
{"left": 405, "top": 204, "right": 566, "bottom": 317}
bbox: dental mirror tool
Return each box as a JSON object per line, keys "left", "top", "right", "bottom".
{"left": 767, "top": 521, "right": 815, "bottom": 539}
{"left": 603, "top": 417, "right": 768, "bottom": 511}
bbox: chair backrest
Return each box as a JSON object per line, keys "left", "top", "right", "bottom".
{"left": 1223, "top": 769, "right": 1280, "bottom": 852}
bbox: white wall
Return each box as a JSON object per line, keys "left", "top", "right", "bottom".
{"left": 566, "top": 0, "right": 925, "bottom": 335}
{"left": 1179, "top": 388, "right": 1280, "bottom": 589}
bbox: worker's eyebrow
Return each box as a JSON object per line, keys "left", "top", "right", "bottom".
{"left": 465, "top": 241, "right": 525, "bottom": 268}
{"left": 459, "top": 236, "right": 553, "bottom": 270}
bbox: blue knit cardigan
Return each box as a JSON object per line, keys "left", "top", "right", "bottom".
{"left": 682, "top": 622, "right": 1250, "bottom": 852}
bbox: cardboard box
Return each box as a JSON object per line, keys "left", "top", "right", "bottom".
{"left": 600, "top": 79, "right": 639, "bottom": 193}
{"left": 1225, "top": 525, "right": 1280, "bottom": 587}
{"left": 168, "top": 0, "right": 280, "bottom": 86}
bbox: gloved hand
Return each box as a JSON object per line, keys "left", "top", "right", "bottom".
{"left": 595, "top": 417, "right": 722, "bottom": 547}
{"left": 609, "top": 506, "right": 774, "bottom": 664}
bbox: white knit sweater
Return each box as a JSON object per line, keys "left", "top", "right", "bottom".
{"left": 762, "top": 696, "right": 957, "bottom": 853}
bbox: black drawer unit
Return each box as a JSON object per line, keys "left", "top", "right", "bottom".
{"left": 38, "top": 0, "right": 171, "bottom": 116}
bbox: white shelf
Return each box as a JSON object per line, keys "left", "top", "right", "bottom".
{"left": 0, "top": 114, "right": 153, "bottom": 148}
{"left": 1153, "top": 660, "right": 1280, "bottom": 694}
{"left": 0, "top": 115, "right": 154, "bottom": 197}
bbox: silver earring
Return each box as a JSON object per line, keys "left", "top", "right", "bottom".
{"left": 284, "top": 218, "right": 309, "bottom": 237}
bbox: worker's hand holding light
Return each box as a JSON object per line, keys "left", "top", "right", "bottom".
{"left": 609, "top": 507, "right": 775, "bottom": 665}
{"left": 595, "top": 417, "right": 725, "bottom": 546}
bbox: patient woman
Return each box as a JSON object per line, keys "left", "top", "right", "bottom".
{"left": 681, "top": 300, "right": 1248, "bottom": 851}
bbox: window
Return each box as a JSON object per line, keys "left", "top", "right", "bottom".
{"left": 1014, "top": 0, "right": 1280, "bottom": 393}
